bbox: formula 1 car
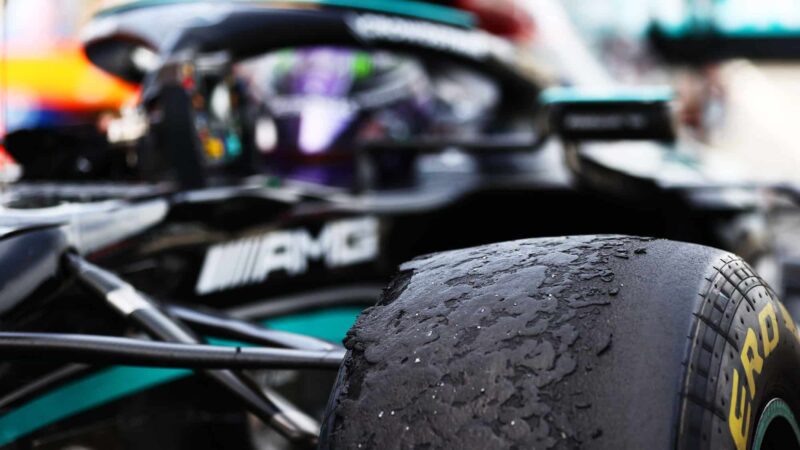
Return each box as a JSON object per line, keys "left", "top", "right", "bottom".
{"left": 0, "top": 1, "right": 799, "bottom": 449}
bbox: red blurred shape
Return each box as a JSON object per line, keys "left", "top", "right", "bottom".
{"left": 0, "top": 144, "right": 22, "bottom": 183}
{"left": 455, "top": 0, "right": 535, "bottom": 41}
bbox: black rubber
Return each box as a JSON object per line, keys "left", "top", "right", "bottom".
{"left": 320, "top": 235, "right": 800, "bottom": 449}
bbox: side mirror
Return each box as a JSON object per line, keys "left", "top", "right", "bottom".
{"left": 84, "top": 34, "right": 160, "bottom": 84}
{"left": 541, "top": 86, "right": 676, "bottom": 142}
{"left": 649, "top": 18, "right": 800, "bottom": 63}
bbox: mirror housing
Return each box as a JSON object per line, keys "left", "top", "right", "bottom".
{"left": 650, "top": 24, "right": 800, "bottom": 63}
{"left": 84, "top": 34, "right": 160, "bottom": 85}
{"left": 541, "top": 86, "right": 676, "bottom": 142}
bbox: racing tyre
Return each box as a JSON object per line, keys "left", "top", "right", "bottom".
{"left": 320, "top": 236, "right": 800, "bottom": 449}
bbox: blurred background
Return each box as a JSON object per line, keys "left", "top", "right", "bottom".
{"left": 0, "top": 0, "right": 135, "bottom": 136}
{"left": 559, "top": 0, "right": 800, "bottom": 183}
{"left": 2, "top": 0, "right": 800, "bottom": 182}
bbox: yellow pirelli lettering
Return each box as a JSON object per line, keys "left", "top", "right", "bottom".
{"left": 778, "top": 301, "right": 797, "bottom": 335}
{"left": 758, "top": 303, "right": 780, "bottom": 357}
{"left": 728, "top": 302, "right": 786, "bottom": 449}
{"left": 740, "top": 328, "right": 763, "bottom": 397}
{"left": 729, "top": 368, "right": 750, "bottom": 450}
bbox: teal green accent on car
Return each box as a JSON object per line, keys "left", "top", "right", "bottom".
{"left": 95, "top": 0, "right": 475, "bottom": 28}
{"left": 0, "top": 306, "right": 361, "bottom": 446}
{"left": 0, "top": 366, "right": 191, "bottom": 446}
{"left": 541, "top": 86, "right": 674, "bottom": 105}
{"left": 753, "top": 398, "right": 800, "bottom": 450}
{"left": 655, "top": 22, "right": 800, "bottom": 39}
{"left": 264, "top": 306, "right": 361, "bottom": 343}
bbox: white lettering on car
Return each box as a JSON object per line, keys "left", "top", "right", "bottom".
{"left": 195, "top": 217, "right": 379, "bottom": 295}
